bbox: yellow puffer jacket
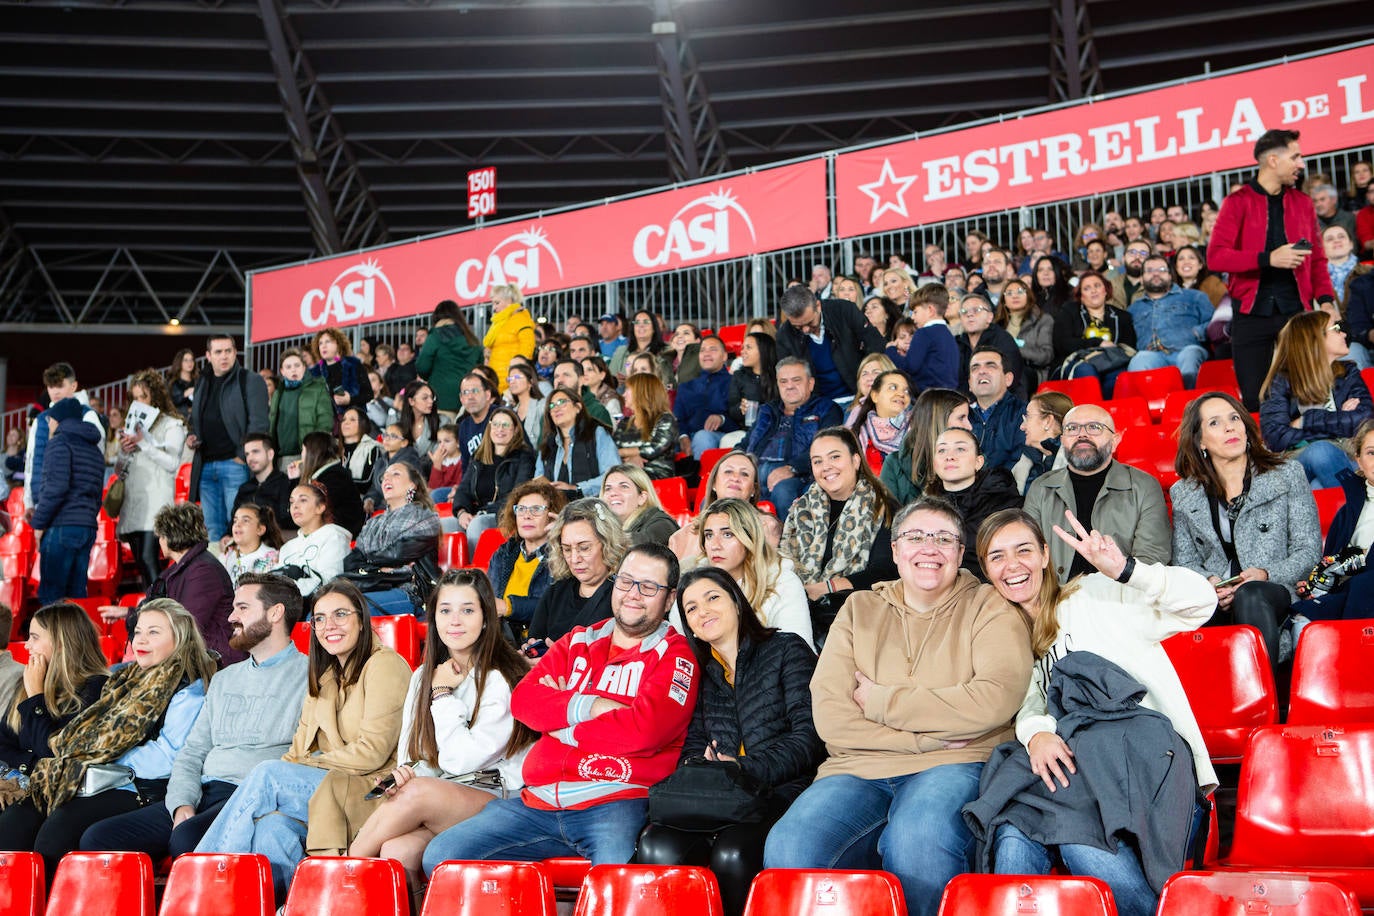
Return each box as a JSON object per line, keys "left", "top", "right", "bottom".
{"left": 484, "top": 303, "right": 537, "bottom": 392}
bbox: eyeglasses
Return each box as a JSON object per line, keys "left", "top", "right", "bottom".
{"left": 382, "top": 430, "right": 404, "bottom": 440}
{"left": 548, "top": 398, "right": 573, "bottom": 409}
{"left": 311, "top": 609, "right": 358, "bottom": 629}
{"left": 894, "top": 529, "right": 962, "bottom": 549}
{"left": 488, "top": 420, "right": 515, "bottom": 430}
{"left": 1143, "top": 266, "right": 1171, "bottom": 274}
{"left": 611, "top": 573, "right": 666, "bottom": 597}
{"left": 958, "top": 306, "right": 991, "bottom": 317}
{"left": 460, "top": 387, "right": 486, "bottom": 397}
{"left": 1125, "top": 248, "right": 1151, "bottom": 258}
{"left": 514, "top": 503, "right": 549, "bottom": 516}
{"left": 1062, "top": 421, "right": 1115, "bottom": 437}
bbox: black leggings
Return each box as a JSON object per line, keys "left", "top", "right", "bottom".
{"left": 0, "top": 792, "right": 142, "bottom": 886}
{"left": 635, "top": 819, "right": 775, "bottom": 916}
{"left": 1225, "top": 580, "right": 1292, "bottom": 669}
{"left": 122, "top": 531, "right": 163, "bottom": 589}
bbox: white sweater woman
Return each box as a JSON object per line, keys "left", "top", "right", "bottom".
{"left": 274, "top": 524, "right": 352, "bottom": 596}
{"left": 397, "top": 667, "right": 528, "bottom": 790}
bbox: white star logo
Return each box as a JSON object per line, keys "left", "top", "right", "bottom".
{"left": 857, "top": 158, "right": 918, "bottom": 224}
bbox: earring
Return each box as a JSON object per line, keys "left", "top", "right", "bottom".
{"left": 406, "top": 487, "right": 417, "bottom": 503}
{"left": 1201, "top": 447, "right": 1208, "bottom": 458}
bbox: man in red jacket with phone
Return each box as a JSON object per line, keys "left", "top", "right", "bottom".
{"left": 421, "top": 543, "right": 697, "bottom": 874}
{"left": 1209, "top": 128, "right": 1336, "bottom": 410}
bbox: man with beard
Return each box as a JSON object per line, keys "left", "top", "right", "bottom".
{"left": 78, "top": 573, "right": 308, "bottom": 858}
{"left": 854, "top": 252, "right": 878, "bottom": 297}
{"left": 232, "top": 433, "right": 295, "bottom": 535}
{"left": 1210, "top": 129, "right": 1335, "bottom": 409}
{"left": 423, "top": 544, "right": 697, "bottom": 872}
{"left": 1126, "top": 255, "right": 1213, "bottom": 387}
{"left": 1022, "top": 404, "right": 1170, "bottom": 582}
{"left": 978, "top": 248, "right": 1013, "bottom": 307}
{"left": 1116, "top": 240, "right": 1152, "bottom": 305}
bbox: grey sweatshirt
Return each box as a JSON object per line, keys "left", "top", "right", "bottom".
{"left": 165, "top": 642, "right": 309, "bottom": 814}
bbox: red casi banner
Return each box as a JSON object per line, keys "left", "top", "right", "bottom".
{"left": 835, "top": 46, "right": 1374, "bottom": 239}
{"left": 249, "top": 158, "right": 827, "bottom": 342}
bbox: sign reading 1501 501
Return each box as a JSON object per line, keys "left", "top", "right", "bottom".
{"left": 468, "top": 167, "right": 497, "bottom": 219}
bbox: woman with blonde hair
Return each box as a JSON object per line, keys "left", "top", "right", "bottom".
{"left": 600, "top": 464, "right": 678, "bottom": 547}
{"left": 1260, "top": 309, "right": 1374, "bottom": 488}
{"left": 483, "top": 284, "right": 536, "bottom": 394}
{"left": 614, "top": 373, "right": 680, "bottom": 480}
{"left": 0, "top": 599, "right": 215, "bottom": 881}
{"left": 0, "top": 603, "right": 109, "bottom": 787}
{"left": 310, "top": 327, "right": 368, "bottom": 416}
{"left": 116, "top": 368, "right": 189, "bottom": 587}
{"left": 520, "top": 498, "right": 629, "bottom": 654}
{"left": 668, "top": 451, "right": 761, "bottom": 563}
{"left": 879, "top": 267, "right": 915, "bottom": 311}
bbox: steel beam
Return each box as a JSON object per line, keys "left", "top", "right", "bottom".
{"left": 1049, "top": 0, "right": 1102, "bottom": 101}
{"left": 653, "top": 0, "right": 728, "bottom": 183}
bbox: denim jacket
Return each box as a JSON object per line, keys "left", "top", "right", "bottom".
{"left": 1128, "top": 285, "right": 1213, "bottom": 354}
{"left": 744, "top": 395, "right": 844, "bottom": 478}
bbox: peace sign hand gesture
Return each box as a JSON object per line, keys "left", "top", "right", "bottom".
{"left": 1052, "top": 510, "right": 1127, "bottom": 580}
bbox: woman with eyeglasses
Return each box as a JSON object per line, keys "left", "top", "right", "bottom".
{"left": 345, "top": 462, "right": 443, "bottom": 617}
{"left": 487, "top": 481, "right": 568, "bottom": 644}
{"left": 846, "top": 370, "right": 911, "bottom": 473}
{"left": 195, "top": 579, "right": 411, "bottom": 905}
{"left": 275, "top": 483, "right": 352, "bottom": 596}
{"left": 783, "top": 427, "right": 898, "bottom": 643}
{"left": 350, "top": 569, "right": 537, "bottom": 894}
{"left": 600, "top": 465, "right": 678, "bottom": 548}
{"left": 520, "top": 498, "right": 629, "bottom": 656}
{"left": 503, "top": 362, "right": 547, "bottom": 450}
{"left": 1051, "top": 270, "right": 1137, "bottom": 397}
{"left": 450, "top": 407, "right": 536, "bottom": 558}
{"left": 765, "top": 497, "right": 1033, "bottom": 916}
{"left": 967, "top": 508, "right": 1215, "bottom": 916}
{"left": 995, "top": 278, "right": 1054, "bottom": 389}
{"left": 614, "top": 373, "right": 681, "bottom": 481}
{"left": 1171, "top": 393, "right": 1320, "bottom": 665}
{"left": 925, "top": 427, "right": 1021, "bottom": 581}
{"left": 535, "top": 386, "right": 619, "bottom": 498}
{"left": 880, "top": 388, "right": 973, "bottom": 506}
{"left": 668, "top": 451, "right": 763, "bottom": 564}
{"left": 1011, "top": 391, "right": 1071, "bottom": 495}
{"left": 1260, "top": 309, "right": 1373, "bottom": 488}
{"left": 636, "top": 567, "right": 823, "bottom": 916}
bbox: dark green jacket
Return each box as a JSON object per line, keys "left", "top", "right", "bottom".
{"left": 416, "top": 323, "right": 482, "bottom": 411}
{"left": 269, "top": 373, "right": 334, "bottom": 454}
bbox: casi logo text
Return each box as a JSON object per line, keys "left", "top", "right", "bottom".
{"left": 455, "top": 228, "right": 564, "bottom": 300}
{"left": 299, "top": 260, "right": 396, "bottom": 328}
{"left": 631, "top": 188, "right": 757, "bottom": 268}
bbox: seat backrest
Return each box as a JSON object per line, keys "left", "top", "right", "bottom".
{"left": 421, "top": 861, "right": 556, "bottom": 916}
{"left": 1311, "top": 487, "right": 1345, "bottom": 540}
{"left": 1162, "top": 626, "right": 1277, "bottom": 761}
{"left": 48, "top": 851, "right": 155, "bottom": 916}
{"left": 1157, "top": 870, "right": 1361, "bottom": 915}
{"left": 471, "top": 528, "right": 507, "bottom": 570}
{"left": 282, "top": 857, "right": 407, "bottom": 916}
{"left": 291, "top": 621, "right": 312, "bottom": 655}
{"left": 1196, "top": 359, "right": 1239, "bottom": 393}
{"left": 438, "top": 531, "right": 468, "bottom": 571}
{"left": 1100, "top": 396, "right": 1152, "bottom": 429}
{"left": 651, "top": 478, "right": 690, "bottom": 515}
{"left": 1161, "top": 389, "right": 1201, "bottom": 430}
{"left": 743, "top": 869, "right": 905, "bottom": 916}
{"left": 936, "top": 874, "right": 1115, "bottom": 916}
{"left": 372, "top": 615, "right": 420, "bottom": 668}
{"left": 6, "top": 643, "right": 26, "bottom": 664}
{"left": 1288, "top": 621, "right": 1374, "bottom": 725}
{"left": 572, "top": 865, "right": 723, "bottom": 916}
{"left": 175, "top": 463, "right": 192, "bottom": 504}
{"left": 0, "top": 851, "right": 43, "bottom": 916}
{"left": 1229, "top": 723, "right": 1374, "bottom": 868}
{"left": 1116, "top": 365, "right": 1185, "bottom": 400}
{"left": 716, "top": 324, "right": 747, "bottom": 355}
{"left": 1037, "top": 376, "right": 1102, "bottom": 404}
{"left": 159, "top": 853, "right": 274, "bottom": 916}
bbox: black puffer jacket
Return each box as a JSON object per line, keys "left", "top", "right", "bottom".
{"left": 452, "top": 446, "right": 536, "bottom": 516}
{"left": 680, "top": 631, "right": 824, "bottom": 804}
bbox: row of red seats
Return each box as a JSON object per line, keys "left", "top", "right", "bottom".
{"left": 3, "top": 851, "right": 1359, "bottom": 916}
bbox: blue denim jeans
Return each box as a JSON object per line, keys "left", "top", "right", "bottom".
{"left": 690, "top": 429, "right": 725, "bottom": 460}
{"left": 1294, "top": 440, "right": 1356, "bottom": 490}
{"left": 199, "top": 459, "right": 250, "bottom": 542}
{"left": 763, "top": 765, "right": 983, "bottom": 916}
{"left": 364, "top": 588, "right": 419, "bottom": 617}
{"left": 80, "top": 779, "right": 237, "bottom": 860}
{"left": 757, "top": 460, "right": 806, "bottom": 523}
{"left": 990, "top": 801, "right": 1208, "bottom": 916}
{"left": 37, "top": 525, "right": 96, "bottom": 605}
{"left": 1127, "top": 346, "right": 1207, "bottom": 388}
{"left": 194, "top": 760, "right": 328, "bottom": 903}
{"left": 421, "top": 796, "right": 647, "bottom": 878}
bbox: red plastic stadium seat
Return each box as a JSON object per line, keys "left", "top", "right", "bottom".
{"left": 1312, "top": 486, "right": 1344, "bottom": 539}
{"left": 421, "top": 861, "right": 557, "bottom": 916}
{"left": 1036, "top": 376, "right": 1102, "bottom": 404}
{"left": 1195, "top": 359, "right": 1240, "bottom": 394}
{"left": 175, "top": 464, "right": 192, "bottom": 505}
{"left": 472, "top": 528, "right": 506, "bottom": 570}
{"left": 86, "top": 539, "right": 122, "bottom": 600}
{"left": 1157, "top": 870, "right": 1360, "bottom": 915}
{"left": 1115, "top": 365, "right": 1184, "bottom": 419}
{"left": 1163, "top": 626, "right": 1277, "bottom": 763}
{"left": 282, "top": 856, "right": 406, "bottom": 915}
{"left": 937, "top": 874, "right": 1114, "bottom": 916}
{"left": 158, "top": 853, "right": 274, "bottom": 916}
{"left": 540, "top": 858, "right": 592, "bottom": 891}
{"left": 434, "top": 502, "right": 454, "bottom": 518}
{"left": 119, "top": 592, "right": 146, "bottom": 608}
{"left": 1219, "top": 723, "right": 1374, "bottom": 906}
{"left": 291, "top": 622, "right": 311, "bottom": 655}
{"left": 1287, "top": 621, "right": 1374, "bottom": 725}
{"left": 716, "top": 324, "right": 747, "bottom": 356}
{"left": 0, "top": 851, "right": 43, "bottom": 916}
{"left": 1100, "top": 396, "right": 1152, "bottom": 430}
{"left": 3, "top": 487, "right": 24, "bottom": 523}
{"left": 694, "top": 448, "right": 731, "bottom": 509}
{"left": 48, "top": 851, "right": 155, "bottom": 916}
{"left": 572, "top": 865, "right": 723, "bottom": 916}
{"left": 1160, "top": 389, "right": 1202, "bottom": 430}
{"left": 7, "top": 643, "right": 26, "bottom": 664}
{"left": 1114, "top": 426, "right": 1173, "bottom": 475}
{"left": 652, "top": 478, "right": 690, "bottom": 516}
{"left": 743, "top": 869, "right": 905, "bottom": 916}
{"left": 1361, "top": 366, "right": 1374, "bottom": 398}
{"left": 438, "top": 531, "right": 468, "bottom": 572}
{"left": 0, "top": 557, "right": 24, "bottom": 631}
{"left": 372, "top": 615, "right": 421, "bottom": 668}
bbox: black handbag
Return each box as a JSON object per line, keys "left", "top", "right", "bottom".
{"left": 647, "top": 756, "right": 771, "bottom": 832}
